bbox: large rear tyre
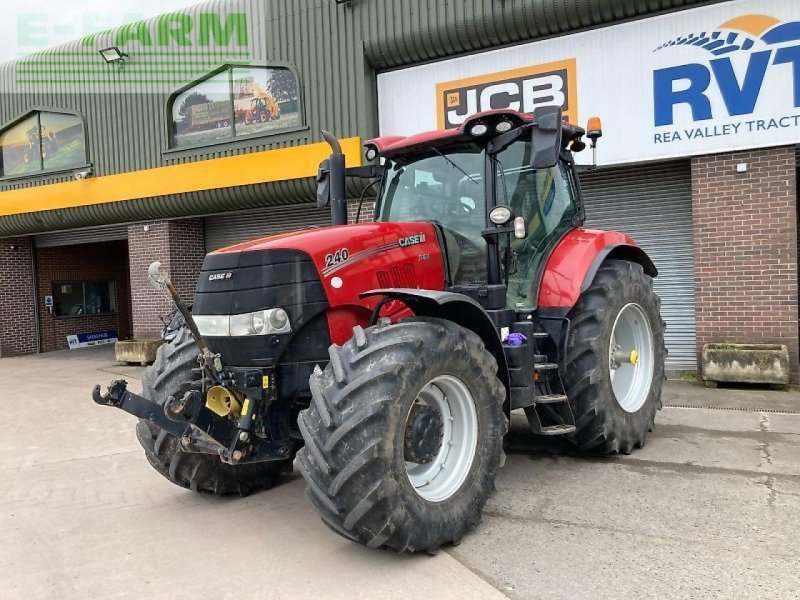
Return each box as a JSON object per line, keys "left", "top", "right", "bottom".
{"left": 297, "top": 317, "right": 507, "bottom": 553}
{"left": 562, "top": 259, "right": 666, "bottom": 454}
{"left": 135, "top": 328, "right": 292, "bottom": 495}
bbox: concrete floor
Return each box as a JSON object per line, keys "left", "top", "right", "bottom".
{"left": 1, "top": 347, "right": 799, "bottom": 600}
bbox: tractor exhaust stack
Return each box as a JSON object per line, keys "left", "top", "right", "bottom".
{"left": 317, "top": 130, "right": 348, "bottom": 226}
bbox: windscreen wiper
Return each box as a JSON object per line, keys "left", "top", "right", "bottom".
{"left": 430, "top": 147, "right": 478, "bottom": 185}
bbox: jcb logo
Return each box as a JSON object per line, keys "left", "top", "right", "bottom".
{"left": 436, "top": 59, "right": 578, "bottom": 129}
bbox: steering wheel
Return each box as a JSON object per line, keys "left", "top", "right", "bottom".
{"left": 430, "top": 199, "right": 475, "bottom": 218}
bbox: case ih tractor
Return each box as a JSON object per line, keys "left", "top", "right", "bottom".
{"left": 93, "top": 107, "right": 665, "bottom": 553}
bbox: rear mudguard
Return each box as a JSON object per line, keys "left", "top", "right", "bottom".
{"left": 360, "top": 289, "right": 509, "bottom": 394}
{"left": 537, "top": 228, "right": 657, "bottom": 310}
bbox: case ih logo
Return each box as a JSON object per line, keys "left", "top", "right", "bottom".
{"left": 654, "top": 14, "right": 800, "bottom": 128}
{"left": 435, "top": 59, "right": 577, "bottom": 130}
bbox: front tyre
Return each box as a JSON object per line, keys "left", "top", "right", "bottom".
{"left": 297, "top": 317, "right": 507, "bottom": 553}
{"left": 563, "top": 259, "right": 666, "bottom": 454}
{"left": 135, "top": 327, "right": 293, "bottom": 495}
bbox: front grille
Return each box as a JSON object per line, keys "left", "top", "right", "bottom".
{"left": 193, "top": 249, "right": 330, "bottom": 367}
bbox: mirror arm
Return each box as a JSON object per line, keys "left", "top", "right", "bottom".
{"left": 487, "top": 124, "right": 531, "bottom": 156}
{"left": 345, "top": 164, "right": 386, "bottom": 178}
{"left": 481, "top": 225, "right": 515, "bottom": 239}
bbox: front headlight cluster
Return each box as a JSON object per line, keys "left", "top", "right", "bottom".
{"left": 194, "top": 308, "right": 291, "bottom": 337}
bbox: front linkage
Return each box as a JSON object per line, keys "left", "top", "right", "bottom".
{"left": 91, "top": 378, "right": 290, "bottom": 465}
{"left": 92, "top": 262, "right": 291, "bottom": 466}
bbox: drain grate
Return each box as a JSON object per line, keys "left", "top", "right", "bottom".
{"left": 664, "top": 403, "right": 800, "bottom": 415}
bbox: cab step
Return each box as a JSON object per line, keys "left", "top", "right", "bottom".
{"left": 534, "top": 362, "right": 559, "bottom": 371}
{"left": 510, "top": 393, "right": 569, "bottom": 410}
{"left": 534, "top": 393, "right": 569, "bottom": 404}
{"left": 539, "top": 424, "right": 577, "bottom": 435}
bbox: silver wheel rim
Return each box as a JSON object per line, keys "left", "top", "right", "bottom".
{"left": 609, "top": 303, "right": 654, "bottom": 413}
{"left": 405, "top": 375, "right": 478, "bottom": 503}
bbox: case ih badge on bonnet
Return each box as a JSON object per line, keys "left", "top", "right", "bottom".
{"left": 208, "top": 272, "right": 233, "bottom": 281}
{"left": 399, "top": 233, "right": 426, "bottom": 247}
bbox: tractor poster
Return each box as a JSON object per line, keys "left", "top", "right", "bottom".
{"left": 171, "top": 66, "right": 300, "bottom": 148}
{"left": 0, "top": 112, "right": 86, "bottom": 177}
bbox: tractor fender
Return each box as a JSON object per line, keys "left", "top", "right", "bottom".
{"left": 538, "top": 229, "right": 658, "bottom": 310}
{"left": 360, "top": 288, "right": 509, "bottom": 392}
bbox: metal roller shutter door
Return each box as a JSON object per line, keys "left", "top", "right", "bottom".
{"left": 580, "top": 160, "right": 695, "bottom": 371}
{"left": 204, "top": 203, "right": 329, "bottom": 252}
{"left": 34, "top": 224, "right": 128, "bottom": 248}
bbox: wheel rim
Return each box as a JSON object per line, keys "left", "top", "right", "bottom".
{"left": 404, "top": 375, "right": 478, "bottom": 503}
{"left": 609, "top": 303, "right": 654, "bottom": 413}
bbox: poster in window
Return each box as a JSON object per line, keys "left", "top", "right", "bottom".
{"left": 232, "top": 67, "right": 300, "bottom": 137}
{"left": 171, "top": 72, "right": 233, "bottom": 147}
{"left": 39, "top": 112, "right": 87, "bottom": 172}
{"left": 0, "top": 114, "right": 41, "bottom": 176}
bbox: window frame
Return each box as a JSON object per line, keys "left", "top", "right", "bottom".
{"left": 164, "top": 62, "right": 306, "bottom": 153}
{"left": 0, "top": 107, "right": 90, "bottom": 181}
{"left": 51, "top": 280, "right": 117, "bottom": 319}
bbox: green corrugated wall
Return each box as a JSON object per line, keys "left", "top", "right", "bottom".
{"left": 0, "top": 0, "right": 719, "bottom": 236}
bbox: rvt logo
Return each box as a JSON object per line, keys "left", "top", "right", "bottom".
{"left": 653, "top": 15, "right": 800, "bottom": 126}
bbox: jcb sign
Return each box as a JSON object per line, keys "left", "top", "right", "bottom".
{"left": 435, "top": 59, "right": 578, "bottom": 130}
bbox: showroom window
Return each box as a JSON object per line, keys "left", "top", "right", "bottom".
{"left": 52, "top": 281, "right": 117, "bottom": 318}
{"left": 0, "top": 111, "right": 87, "bottom": 177}
{"left": 169, "top": 66, "right": 301, "bottom": 148}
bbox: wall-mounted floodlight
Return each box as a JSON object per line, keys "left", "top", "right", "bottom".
{"left": 99, "top": 47, "right": 129, "bottom": 66}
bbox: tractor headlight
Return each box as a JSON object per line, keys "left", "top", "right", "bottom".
{"left": 196, "top": 308, "right": 292, "bottom": 337}
{"left": 193, "top": 315, "right": 230, "bottom": 337}
{"left": 269, "top": 308, "right": 289, "bottom": 331}
{"left": 469, "top": 123, "right": 488, "bottom": 136}
{"left": 250, "top": 312, "right": 266, "bottom": 334}
{"left": 489, "top": 205, "right": 514, "bottom": 225}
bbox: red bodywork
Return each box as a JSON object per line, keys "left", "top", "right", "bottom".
{"left": 215, "top": 222, "right": 446, "bottom": 345}
{"left": 216, "top": 223, "right": 642, "bottom": 340}
{"left": 538, "top": 228, "right": 639, "bottom": 309}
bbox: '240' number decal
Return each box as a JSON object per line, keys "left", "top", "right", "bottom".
{"left": 325, "top": 248, "right": 350, "bottom": 268}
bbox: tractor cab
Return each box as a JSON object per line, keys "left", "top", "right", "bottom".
{"left": 319, "top": 107, "right": 600, "bottom": 314}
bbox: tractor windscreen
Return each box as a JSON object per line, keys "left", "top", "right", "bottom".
{"left": 377, "top": 148, "right": 488, "bottom": 285}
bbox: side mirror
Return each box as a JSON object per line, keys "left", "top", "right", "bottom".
{"left": 316, "top": 158, "right": 331, "bottom": 208}
{"left": 530, "top": 106, "right": 563, "bottom": 170}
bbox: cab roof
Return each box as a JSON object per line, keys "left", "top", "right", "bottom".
{"left": 365, "top": 109, "right": 585, "bottom": 159}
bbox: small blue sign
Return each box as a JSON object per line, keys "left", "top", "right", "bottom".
{"left": 66, "top": 329, "right": 118, "bottom": 350}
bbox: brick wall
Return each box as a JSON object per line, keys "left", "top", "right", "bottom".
{"left": 0, "top": 238, "right": 37, "bottom": 357}
{"left": 36, "top": 240, "right": 132, "bottom": 353}
{"left": 692, "top": 146, "right": 799, "bottom": 381}
{"left": 129, "top": 219, "right": 205, "bottom": 339}
{"left": 347, "top": 199, "right": 376, "bottom": 223}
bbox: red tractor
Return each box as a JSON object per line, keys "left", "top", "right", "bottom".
{"left": 93, "top": 107, "right": 665, "bottom": 553}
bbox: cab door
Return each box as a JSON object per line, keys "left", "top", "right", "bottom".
{"left": 496, "top": 142, "right": 578, "bottom": 310}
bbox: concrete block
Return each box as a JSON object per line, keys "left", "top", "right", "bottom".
{"left": 115, "top": 339, "right": 162, "bottom": 365}
{"left": 702, "top": 343, "right": 789, "bottom": 385}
